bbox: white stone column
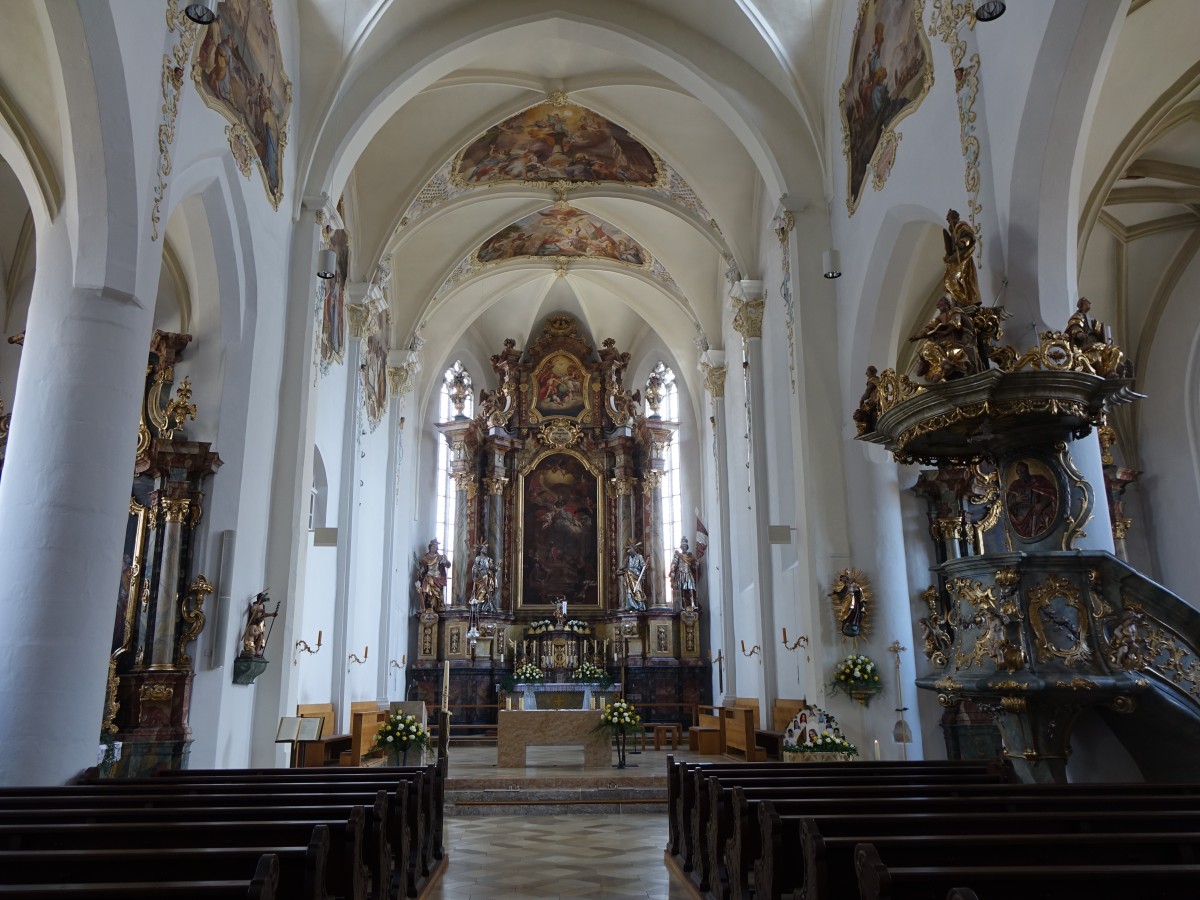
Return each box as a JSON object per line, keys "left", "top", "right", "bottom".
{"left": 0, "top": 221, "right": 157, "bottom": 784}
{"left": 702, "top": 358, "right": 737, "bottom": 700}
{"left": 732, "top": 280, "right": 777, "bottom": 713}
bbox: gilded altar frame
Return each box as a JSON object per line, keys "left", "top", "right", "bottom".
{"left": 515, "top": 447, "right": 606, "bottom": 609}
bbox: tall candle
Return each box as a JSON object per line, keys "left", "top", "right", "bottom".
{"left": 873, "top": 739, "right": 880, "bottom": 761}
{"left": 317, "top": 630, "right": 323, "bottom": 647}
{"left": 441, "top": 660, "right": 450, "bottom": 711}
{"left": 782, "top": 627, "right": 787, "bottom": 644}
{"left": 363, "top": 646, "right": 368, "bottom": 660}
{"left": 741, "top": 639, "right": 746, "bottom": 653}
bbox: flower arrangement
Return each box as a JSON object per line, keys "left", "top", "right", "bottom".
{"left": 370, "top": 712, "right": 430, "bottom": 763}
{"left": 572, "top": 661, "right": 611, "bottom": 685}
{"left": 829, "top": 653, "right": 882, "bottom": 704}
{"left": 566, "top": 619, "right": 590, "bottom": 631}
{"left": 597, "top": 699, "right": 641, "bottom": 734}
{"left": 781, "top": 703, "right": 858, "bottom": 761}
{"left": 529, "top": 620, "right": 553, "bottom": 633}
{"left": 513, "top": 662, "right": 546, "bottom": 682}
{"left": 783, "top": 728, "right": 859, "bottom": 757}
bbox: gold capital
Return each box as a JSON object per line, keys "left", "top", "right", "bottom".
{"left": 161, "top": 498, "right": 191, "bottom": 523}
{"left": 644, "top": 470, "right": 663, "bottom": 490}
{"left": 484, "top": 476, "right": 509, "bottom": 496}
{"left": 611, "top": 475, "right": 637, "bottom": 496}
{"left": 346, "top": 303, "right": 370, "bottom": 339}
{"left": 732, "top": 298, "right": 765, "bottom": 340}
{"left": 701, "top": 364, "right": 726, "bottom": 398}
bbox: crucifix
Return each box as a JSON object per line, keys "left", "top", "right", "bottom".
{"left": 711, "top": 649, "right": 724, "bottom": 694}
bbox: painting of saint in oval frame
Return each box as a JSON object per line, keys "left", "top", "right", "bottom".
{"left": 839, "top": 0, "right": 934, "bottom": 215}
{"left": 1004, "top": 457, "right": 1061, "bottom": 542}
{"left": 192, "top": 0, "right": 292, "bottom": 209}
{"left": 530, "top": 351, "right": 591, "bottom": 422}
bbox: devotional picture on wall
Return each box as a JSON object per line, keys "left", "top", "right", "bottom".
{"left": 319, "top": 199, "right": 349, "bottom": 370}
{"left": 476, "top": 207, "right": 648, "bottom": 266}
{"left": 452, "top": 100, "right": 661, "bottom": 187}
{"left": 530, "top": 351, "right": 589, "bottom": 421}
{"left": 1004, "top": 457, "right": 1061, "bottom": 541}
{"left": 839, "top": 0, "right": 933, "bottom": 214}
{"left": 361, "top": 303, "right": 390, "bottom": 430}
{"left": 519, "top": 452, "right": 602, "bottom": 608}
{"left": 192, "top": 0, "right": 292, "bottom": 209}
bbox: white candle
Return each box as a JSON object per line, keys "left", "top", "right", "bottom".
{"left": 441, "top": 660, "right": 450, "bottom": 711}
{"left": 874, "top": 739, "right": 880, "bottom": 761}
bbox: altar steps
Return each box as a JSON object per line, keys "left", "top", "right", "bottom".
{"left": 445, "top": 784, "right": 666, "bottom": 816}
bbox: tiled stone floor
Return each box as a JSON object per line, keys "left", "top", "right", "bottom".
{"left": 421, "top": 744, "right": 709, "bottom": 896}
{"left": 426, "top": 814, "right": 693, "bottom": 899}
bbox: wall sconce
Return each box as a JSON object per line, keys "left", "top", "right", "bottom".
{"left": 822, "top": 249, "right": 842, "bottom": 279}
{"left": 295, "top": 630, "right": 323, "bottom": 655}
{"left": 317, "top": 248, "right": 337, "bottom": 280}
{"left": 740, "top": 639, "right": 761, "bottom": 658}
{"left": 348, "top": 646, "right": 369, "bottom": 665}
{"left": 781, "top": 628, "right": 810, "bottom": 660}
{"left": 974, "top": 0, "right": 1006, "bottom": 22}
{"left": 184, "top": 0, "right": 217, "bottom": 25}
{"left": 389, "top": 656, "right": 405, "bottom": 670}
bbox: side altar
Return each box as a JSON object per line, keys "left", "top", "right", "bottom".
{"left": 406, "top": 315, "right": 711, "bottom": 728}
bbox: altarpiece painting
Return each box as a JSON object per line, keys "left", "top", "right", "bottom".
{"left": 519, "top": 451, "right": 602, "bottom": 608}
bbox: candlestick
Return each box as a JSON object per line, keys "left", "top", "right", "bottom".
{"left": 441, "top": 660, "right": 450, "bottom": 712}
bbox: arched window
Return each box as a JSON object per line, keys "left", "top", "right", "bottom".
{"left": 435, "top": 361, "right": 473, "bottom": 563}
{"left": 649, "top": 361, "right": 683, "bottom": 601}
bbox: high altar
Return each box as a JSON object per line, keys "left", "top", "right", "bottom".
{"left": 407, "top": 315, "right": 711, "bottom": 728}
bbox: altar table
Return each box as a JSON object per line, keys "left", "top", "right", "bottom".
{"left": 497, "top": 709, "right": 611, "bottom": 768}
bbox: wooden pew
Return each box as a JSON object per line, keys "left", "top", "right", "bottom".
{"left": 704, "top": 773, "right": 1013, "bottom": 899}
{"left": 0, "top": 818, "right": 362, "bottom": 900}
{"left": 0, "top": 831, "right": 325, "bottom": 900}
{"left": 0, "top": 853, "right": 279, "bottom": 899}
{"left": 664, "top": 756, "right": 999, "bottom": 876}
{"left": 743, "top": 790, "right": 1200, "bottom": 900}
{"left": 721, "top": 708, "right": 765, "bottom": 762}
{"left": 146, "top": 763, "right": 443, "bottom": 877}
{"left": 342, "top": 702, "right": 389, "bottom": 767}
{"left": 690, "top": 705, "right": 725, "bottom": 755}
{"left": 854, "top": 842, "right": 1200, "bottom": 900}
{"left": 297, "top": 703, "right": 352, "bottom": 769}
{"left": 798, "top": 827, "right": 1200, "bottom": 900}
{"left": 123, "top": 769, "right": 434, "bottom": 896}
{"left": 0, "top": 798, "right": 384, "bottom": 900}
{"left": 667, "top": 758, "right": 1006, "bottom": 892}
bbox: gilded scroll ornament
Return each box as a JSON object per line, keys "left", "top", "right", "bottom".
{"left": 952, "top": 577, "right": 1024, "bottom": 673}
{"left": 163, "top": 377, "right": 198, "bottom": 439}
{"left": 1027, "top": 574, "right": 1091, "bottom": 667}
{"left": 701, "top": 363, "right": 727, "bottom": 398}
{"left": 1105, "top": 606, "right": 1152, "bottom": 670}
{"left": 139, "top": 684, "right": 174, "bottom": 702}
{"left": 917, "top": 585, "right": 953, "bottom": 668}
{"left": 176, "top": 573, "right": 213, "bottom": 670}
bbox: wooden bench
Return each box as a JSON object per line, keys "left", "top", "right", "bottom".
{"left": 296, "top": 703, "right": 352, "bottom": 768}
{"left": 140, "top": 766, "right": 441, "bottom": 896}
{"left": 690, "top": 705, "right": 725, "bottom": 755}
{"left": 0, "top": 833, "right": 322, "bottom": 900}
{"left": 758, "top": 800, "right": 1200, "bottom": 900}
{"left": 341, "top": 702, "right": 389, "bottom": 767}
{"left": 0, "top": 817, "right": 364, "bottom": 900}
{"left": 720, "top": 707, "right": 765, "bottom": 762}
{"left": 854, "top": 842, "right": 1200, "bottom": 900}
{"left": 753, "top": 697, "right": 808, "bottom": 760}
{"left": 734, "top": 785, "right": 1200, "bottom": 900}
{"left": 650, "top": 723, "right": 682, "bottom": 751}
{"left": 0, "top": 853, "right": 279, "bottom": 899}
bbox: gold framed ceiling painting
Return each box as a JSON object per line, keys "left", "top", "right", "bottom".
{"left": 476, "top": 207, "right": 648, "bottom": 266}
{"left": 192, "top": 0, "right": 292, "bottom": 209}
{"left": 839, "top": 0, "right": 934, "bottom": 215}
{"left": 452, "top": 102, "right": 661, "bottom": 187}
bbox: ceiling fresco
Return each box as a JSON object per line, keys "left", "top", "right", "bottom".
{"left": 475, "top": 207, "right": 648, "bottom": 265}
{"left": 452, "top": 101, "right": 662, "bottom": 187}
